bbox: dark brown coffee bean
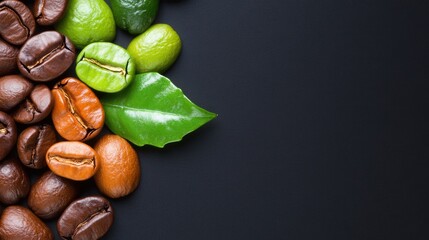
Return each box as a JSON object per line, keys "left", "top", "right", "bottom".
{"left": 52, "top": 77, "right": 105, "bottom": 141}
{"left": 46, "top": 141, "right": 99, "bottom": 181}
{"left": 57, "top": 196, "right": 113, "bottom": 240}
{"left": 34, "top": 0, "right": 68, "bottom": 26}
{"left": 0, "top": 1, "right": 36, "bottom": 45}
{"left": 0, "top": 205, "right": 53, "bottom": 239}
{"left": 28, "top": 171, "right": 79, "bottom": 219}
{"left": 12, "top": 84, "right": 54, "bottom": 124}
{"left": 17, "top": 124, "right": 57, "bottom": 169}
{"left": 0, "top": 75, "right": 33, "bottom": 112}
{"left": 18, "top": 31, "right": 76, "bottom": 82}
{"left": 0, "top": 158, "right": 30, "bottom": 205}
{"left": 0, "top": 112, "right": 17, "bottom": 161}
{"left": 0, "top": 39, "right": 19, "bottom": 75}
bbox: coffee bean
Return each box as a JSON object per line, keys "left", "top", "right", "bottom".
{"left": 0, "top": 205, "right": 53, "bottom": 239}
{"left": 0, "top": 1, "right": 36, "bottom": 45}
{"left": 0, "top": 39, "right": 19, "bottom": 75}
{"left": 51, "top": 77, "right": 105, "bottom": 141}
{"left": 0, "top": 158, "right": 30, "bottom": 205}
{"left": 17, "top": 124, "right": 57, "bottom": 169}
{"left": 18, "top": 31, "right": 76, "bottom": 82}
{"left": 57, "top": 196, "right": 113, "bottom": 240}
{"left": 94, "top": 134, "right": 140, "bottom": 198}
{"left": 0, "top": 112, "right": 17, "bottom": 161}
{"left": 46, "top": 141, "right": 99, "bottom": 181}
{"left": 76, "top": 42, "right": 136, "bottom": 93}
{"left": 34, "top": 0, "right": 68, "bottom": 26}
{"left": 28, "top": 170, "right": 79, "bottom": 219}
{"left": 12, "top": 84, "right": 54, "bottom": 124}
{"left": 0, "top": 75, "right": 33, "bottom": 112}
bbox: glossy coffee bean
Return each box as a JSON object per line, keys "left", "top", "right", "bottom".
{"left": 57, "top": 196, "right": 113, "bottom": 240}
{"left": 34, "top": 0, "right": 68, "bottom": 26}
{"left": 0, "top": 39, "right": 19, "bottom": 75}
{"left": 0, "top": 112, "right": 17, "bottom": 161}
{"left": 18, "top": 31, "right": 76, "bottom": 82}
{"left": 28, "top": 171, "right": 79, "bottom": 219}
{"left": 76, "top": 42, "right": 136, "bottom": 93}
{"left": 94, "top": 134, "right": 140, "bottom": 198}
{"left": 52, "top": 77, "right": 105, "bottom": 141}
{"left": 0, "top": 205, "right": 53, "bottom": 240}
{"left": 46, "top": 141, "right": 99, "bottom": 181}
{"left": 0, "top": 1, "right": 36, "bottom": 45}
{"left": 12, "top": 84, "right": 54, "bottom": 124}
{"left": 0, "top": 158, "right": 30, "bottom": 205}
{"left": 17, "top": 124, "right": 57, "bottom": 169}
{"left": 0, "top": 75, "right": 33, "bottom": 112}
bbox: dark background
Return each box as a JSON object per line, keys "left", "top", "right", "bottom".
{"left": 55, "top": 0, "right": 429, "bottom": 239}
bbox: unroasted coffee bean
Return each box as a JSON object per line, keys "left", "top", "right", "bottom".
{"left": 52, "top": 77, "right": 105, "bottom": 141}
{"left": 57, "top": 196, "right": 113, "bottom": 240}
{"left": 0, "top": 39, "right": 19, "bottom": 75}
{"left": 0, "top": 112, "right": 17, "bottom": 161}
{"left": 34, "top": 0, "right": 68, "bottom": 26}
{"left": 46, "top": 141, "right": 99, "bottom": 181}
{"left": 0, "top": 205, "right": 53, "bottom": 239}
{"left": 0, "top": 158, "right": 30, "bottom": 205}
{"left": 0, "top": 1, "right": 36, "bottom": 45}
{"left": 13, "top": 84, "right": 54, "bottom": 124}
{"left": 94, "top": 134, "right": 140, "bottom": 198}
{"left": 17, "top": 124, "right": 57, "bottom": 169}
{"left": 0, "top": 75, "right": 33, "bottom": 112}
{"left": 28, "top": 171, "right": 78, "bottom": 219}
{"left": 18, "top": 31, "right": 75, "bottom": 82}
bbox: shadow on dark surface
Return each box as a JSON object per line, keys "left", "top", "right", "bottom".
{"left": 162, "top": 0, "right": 189, "bottom": 3}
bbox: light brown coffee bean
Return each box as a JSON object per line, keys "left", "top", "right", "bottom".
{"left": 46, "top": 141, "right": 99, "bottom": 181}
{"left": 51, "top": 77, "right": 104, "bottom": 141}
{"left": 94, "top": 134, "right": 140, "bottom": 198}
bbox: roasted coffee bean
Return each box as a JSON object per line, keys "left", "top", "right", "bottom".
{"left": 46, "top": 141, "right": 99, "bottom": 181}
{"left": 0, "top": 39, "right": 19, "bottom": 75}
{"left": 18, "top": 31, "right": 76, "bottom": 82}
{"left": 57, "top": 196, "right": 113, "bottom": 240}
{"left": 12, "top": 84, "right": 54, "bottom": 124}
{"left": 52, "top": 77, "right": 105, "bottom": 141}
{"left": 17, "top": 124, "right": 57, "bottom": 169}
{"left": 0, "top": 1, "right": 36, "bottom": 45}
{"left": 94, "top": 134, "right": 140, "bottom": 198}
{"left": 0, "top": 158, "right": 30, "bottom": 205}
{"left": 0, "top": 205, "right": 53, "bottom": 239}
{"left": 0, "top": 112, "right": 17, "bottom": 161}
{"left": 34, "top": 0, "right": 68, "bottom": 26}
{"left": 28, "top": 170, "right": 78, "bottom": 219}
{"left": 0, "top": 75, "right": 33, "bottom": 112}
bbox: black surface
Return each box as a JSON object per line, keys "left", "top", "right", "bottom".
{"left": 52, "top": 0, "right": 429, "bottom": 239}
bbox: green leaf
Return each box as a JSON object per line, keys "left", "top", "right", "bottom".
{"left": 100, "top": 72, "right": 217, "bottom": 147}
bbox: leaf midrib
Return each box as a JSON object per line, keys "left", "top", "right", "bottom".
{"left": 102, "top": 103, "right": 215, "bottom": 119}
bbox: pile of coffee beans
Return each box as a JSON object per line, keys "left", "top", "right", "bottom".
{"left": 0, "top": 0, "right": 141, "bottom": 239}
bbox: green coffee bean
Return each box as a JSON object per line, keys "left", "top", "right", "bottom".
{"left": 110, "top": 0, "right": 159, "bottom": 35}
{"left": 76, "top": 42, "right": 135, "bottom": 93}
